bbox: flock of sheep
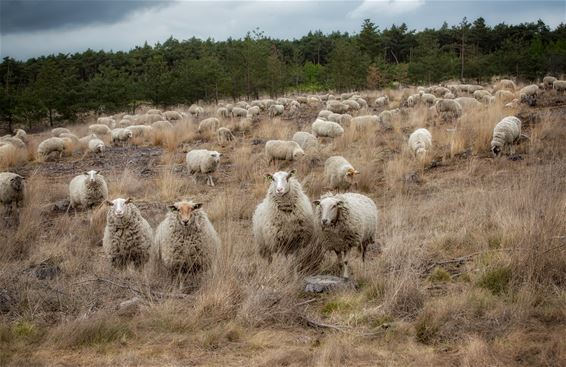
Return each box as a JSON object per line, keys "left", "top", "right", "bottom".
{"left": 0, "top": 74, "right": 563, "bottom": 281}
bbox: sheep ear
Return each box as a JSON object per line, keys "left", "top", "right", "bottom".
{"left": 264, "top": 173, "right": 273, "bottom": 182}
{"left": 168, "top": 205, "right": 177, "bottom": 212}
{"left": 192, "top": 203, "right": 203, "bottom": 209}
{"left": 95, "top": 170, "right": 100, "bottom": 175}
{"left": 125, "top": 198, "right": 132, "bottom": 204}
{"left": 105, "top": 200, "right": 114, "bottom": 206}
{"left": 288, "top": 169, "right": 296, "bottom": 177}
{"left": 218, "top": 153, "right": 223, "bottom": 157}
{"left": 313, "top": 200, "right": 320, "bottom": 206}
{"left": 353, "top": 170, "right": 360, "bottom": 175}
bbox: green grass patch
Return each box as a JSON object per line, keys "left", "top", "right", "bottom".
{"left": 428, "top": 267, "right": 451, "bottom": 283}
{"left": 477, "top": 266, "right": 512, "bottom": 295}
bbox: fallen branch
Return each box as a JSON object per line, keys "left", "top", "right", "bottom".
{"left": 294, "top": 298, "right": 318, "bottom": 307}
{"left": 424, "top": 252, "right": 481, "bottom": 273}
{"left": 300, "top": 315, "right": 388, "bottom": 337}
{"left": 74, "top": 277, "right": 194, "bottom": 300}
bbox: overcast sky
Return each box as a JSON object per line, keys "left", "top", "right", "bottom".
{"left": 1, "top": 0, "right": 564, "bottom": 60}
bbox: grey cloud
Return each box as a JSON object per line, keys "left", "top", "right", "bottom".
{"left": 0, "top": 0, "right": 172, "bottom": 34}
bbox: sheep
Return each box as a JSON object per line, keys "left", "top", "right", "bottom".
{"left": 352, "top": 115, "right": 379, "bottom": 130}
{"left": 324, "top": 156, "right": 359, "bottom": 191}
{"left": 78, "top": 134, "right": 97, "bottom": 149}
{"left": 51, "top": 127, "right": 71, "bottom": 137}
{"left": 231, "top": 107, "right": 248, "bottom": 118}
{"left": 328, "top": 113, "right": 352, "bottom": 126}
{"left": 68, "top": 170, "right": 108, "bottom": 211}
{"left": 408, "top": 128, "right": 432, "bottom": 158}
{"left": 495, "top": 90, "right": 515, "bottom": 104}
{"left": 238, "top": 117, "right": 252, "bottom": 132}
{"left": 59, "top": 132, "right": 79, "bottom": 145}
{"left": 186, "top": 149, "right": 221, "bottom": 187}
{"left": 236, "top": 101, "right": 250, "bottom": 109}
{"left": 147, "top": 109, "right": 162, "bottom": 115}
{"left": 342, "top": 99, "right": 360, "bottom": 111}
{"left": 198, "top": 117, "right": 220, "bottom": 133}
{"left": 420, "top": 93, "right": 436, "bottom": 106}
{"left": 491, "top": 116, "right": 522, "bottom": 157}
{"left": 87, "top": 138, "right": 106, "bottom": 157}
{"left": 455, "top": 96, "right": 483, "bottom": 110}
{"left": 313, "top": 192, "right": 378, "bottom": 278}
{"left": 0, "top": 172, "right": 25, "bottom": 212}
{"left": 247, "top": 106, "right": 260, "bottom": 118}
{"left": 13, "top": 129, "right": 27, "bottom": 143}
{"left": 97, "top": 117, "right": 116, "bottom": 127}
{"left": 111, "top": 128, "right": 133, "bottom": 146}
{"left": 519, "top": 84, "right": 539, "bottom": 106}
{"left": 318, "top": 110, "right": 333, "bottom": 120}
{"left": 269, "top": 104, "right": 284, "bottom": 118}
{"left": 252, "top": 169, "right": 315, "bottom": 264}
{"left": 553, "top": 80, "right": 566, "bottom": 94}
{"left": 155, "top": 200, "right": 220, "bottom": 277}
{"left": 216, "top": 107, "right": 229, "bottom": 118}
{"left": 188, "top": 104, "right": 204, "bottom": 117}
{"left": 37, "top": 137, "right": 65, "bottom": 161}
{"left": 495, "top": 79, "right": 516, "bottom": 91}
{"left": 326, "top": 100, "right": 349, "bottom": 114}
{"left": 340, "top": 92, "right": 354, "bottom": 100}
{"left": 89, "top": 124, "right": 112, "bottom": 136}
{"left": 543, "top": 76, "right": 557, "bottom": 89}
{"left": 473, "top": 90, "right": 492, "bottom": 101}
{"left": 354, "top": 97, "right": 368, "bottom": 109}
{"left": 307, "top": 96, "right": 321, "bottom": 107}
{"left": 126, "top": 125, "right": 152, "bottom": 139}
{"left": 217, "top": 127, "right": 235, "bottom": 146}
{"left": 265, "top": 140, "right": 305, "bottom": 165}
{"left": 377, "top": 110, "right": 394, "bottom": 129}
{"left": 312, "top": 119, "right": 344, "bottom": 138}
{"left": 151, "top": 120, "right": 173, "bottom": 130}
{"left": 292, "top": 131, "right": 318, "bottom": 151}
{"left": 0, "top": 137, "right": 26, "bottom": 150}
{"left": 134, "top": 114, "right": 163, "bottom": 125}
{"left": 296, "top": 96, "right": 308, "bottom": 104}
{"left": 122, "top": 114, "right": 134, "bottom": 121}
{"left": 103, "top": 198, "right": 154, "bottom": 269}
{"left": 118, "top": 119, "right": 132, "bottom": 128}
{"left": 435, "top": 99, "right": 462, "bottom": 121}
{"left": 164, "top": 111, "right": 183, "bottom": 121}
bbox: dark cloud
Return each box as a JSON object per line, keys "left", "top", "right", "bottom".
{"left": 0, "top": 0, "right": 171, "bottom": 34}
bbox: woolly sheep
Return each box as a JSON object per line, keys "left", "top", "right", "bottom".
{"left": 238, "top": 117, "right": 252, "bottom": 131}
{"left": 455, "top": 96, "right": 482, "bottom": 110}
{"left": 296, "top": 96, "right": 308, "bottom": 104}
{"left": 247, "top": 106, "right": 261, "bottom": 118}
{"left": 188, "top": 105, "right": 204, "bottom": 117}
{"left": 52, "top": 127, "right": 71, "bottom": 137}
{"left": 473, "top": 90, "right": 492, "bottom": 101}
{"left": 543, "top": 76, "right": 557, "bottom": 89}
{"left": 495, "top": 79, "right": 516, "bottom": 91}
{"left": 155, "top": 200, "right": 220, "bottom": 276}
{"left": 252, "top": 169, "right": 315, "bottom": 263}
{"left": 420, "top": 93, "right": 436, "bottom": 106}
{"left": 312, "top": 119, "right": 344, "bottom": 138}
{"left": 198, "top": 118, "right": 220, "bottom": 133}
{"left": 519, "top": 84, "right": 539, "bottom": 105}
{"left": 59, "top": 133, "right": 79, "bottom": 145}
{"left": 313, "top": 192, "right": 378, "bottom": 278}
{"left": 103, "top": 198, "right": 154, "bottom": 268}
{"left": 78, "top": 134, "right": 97, "bottom": 148}
{"left": 186, "top": 149, "right": 221, "bottom": 186}
{"left": 324, "top": 156, "right": 359, "bottom": 191}
{"left": 231, "top": 107, "right": 247, "bottom": 118}
{"left": 87, "top": 138, "right": 106, "bottom": 157}
{"left": 342, "top": 99, "right": 360, "bottom": 111}
{"left": 269, "top": 104, "right": 285, "bottom": 118}
{"left": 352, "top": 115, "right": 379, "bottom": 130}
{"left": 326, "top": 100, "right": 349, "bottom": 114}
{"left": 495, "top": 90, "right": 515, "bottom": 103}
{"left": 0, "top": 172, "right": 25, "bottom": 211}
{"left": 217, "top": 127, "right": 235, "bottom": 146}
{"left": 13, "top": 129, "right": 27, "bottom": 143}
{"left": 491, "top": 116, "right": 522, "bottom": 157}
{"left": 328, "top": 113, "right": 352, "bottom": 126}
{"left": 111, "top": 128, "right": 133, "bottom": 146}
{"left": 235, "top": 101, "right": 250, "bottom": 109}
{"left": 0, "top": 137, "right": 26, "bottom": 150}
{"left": 553, "top": 80, "right": 566, "bottom": 94}
{"left": 377, "top": 110, "right": 394, "bottom": 129}
{"left": 354, "top": 97, "right": 368, "bottom": 109}
{"left": 292, "top": 131, "right": 318, "bottom": 151}
{"left": 318, "top": 110, "right": 333, "bottom": 119}
{"left": 89, "top": 124, "right": 112, "bottom": 136}
{"left": 69, "top": 170, "right": 108, "bottom": 210}
{"left": 147, "top": 109, "right": 162, "bottom": 115}
{"left": 152, "top": 120, "right": 173, "bottom": 130}
{"left": 126, "top": 125, "right": 152, "bottom": 139}
{"left": 118, "top": 119, "right": 132, "bottom": 128}
{"left": 408, "top": 128, "right": 432, "bottom": 158}
{"left": 216, "top": 107, "right": 229, "bottom": 118}
{"left": 134, "top": 114, "right": 163, "bottom": 125}
{"left": 97, "top": 117, "right": 116, "bottom": 127}
{"left": 37, "top": 137, "right": 65, "bottom": 160}
{"left": 265, "top": 140, "right": 305, "bottom": 165}
{"left": 164, "top": 111, "right": 183, "bottom": 121}
{"left": 436, "top": 99, "right": 462, "bottom": 120}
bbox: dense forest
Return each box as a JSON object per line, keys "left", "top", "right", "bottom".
{"left": 1, "top": 17, "right": 565, "bottom": 132}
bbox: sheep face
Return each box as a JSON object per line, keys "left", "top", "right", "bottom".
{"left": 10, "top": 175, "right": 25, "bottom": 191}
{"left": 344, "top": 168, "right": 360, "bottom": 184}
{"left": 168, "top": 200, "right": 202, "bottom": 226}
{"left": 313, "top": 196, "right": 343, "bottom": 228}
{"left": 491, "top": 143, "right": 502, "bottom": 157}
{"left": 85, "top": 170, "right": 100, "bottom": 184}
{"left": 106, "top": 198, "right": 132, "bottom": 219}
{"left": 265, "top": 170, "right": 296, "bottom": 197}
{"left": 293, "top": 149, "right": 305, "bottom": 160}
{"left": 209, "top": 151, "right": 221, "bottom": 164}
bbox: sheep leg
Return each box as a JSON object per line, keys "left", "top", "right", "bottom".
{"left": 510, "top": 144, "right": 516, "bottom": 156}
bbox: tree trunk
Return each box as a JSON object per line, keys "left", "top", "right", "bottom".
{"left": 48, "top": 109, "right": 53, "bottom": 127}
{"left": 460, "top": 36, "right": 465, "bottom": 80}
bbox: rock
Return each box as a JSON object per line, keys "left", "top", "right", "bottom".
{"left": 304, "top": 275, "right": 357, "bottom": 293}
{"left": 50, "top": 199, "right": 70, "bottom": 213}
{"left": 404, "top": 171, "right": 421, "bottom": 186}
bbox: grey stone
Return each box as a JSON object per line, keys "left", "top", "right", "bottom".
{"left": 304, "top": 275, "right": 356, "bottom": 293}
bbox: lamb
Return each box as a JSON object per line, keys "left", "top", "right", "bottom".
{"left": 435, "top": 99, "right": 462, "bottom": 121}
{"left": 408, "top": 128, "right": 432, "bottom": 158}
{"left": 154, "top": 200, "right": 220, "bottom": 277}
{"left": 324, "top": 156, "right": 359, "bottom": 191}
{"left": 37, "top": 137, "right": 65, "bottom": 161}
{"left": 217, "top": 127, "right": 235, "bottom": 146}
{"left": 265, "top": 140, "right": 305, "bottom": 165}
{"left": 519, "top": 84, "right": 539, "bottom": 106}
{"left": 69, "top": 170, "right": 108, "bottom": 211}
{"left": 313, "top": 192, "right": 378, "bottom": 278}
{"left": 543, "top": 76, "right": 557, "bottom": 89}
{"left": 198, "top": 117, "right": 220, "bottom": 133}
{"left": 0, "top": 172, "right": 25, "bottom": 211}
{"left": 111, "top": 128, "right": 133, "bottom": 146}
{"left": 311, "top": 119, "right": 344, "bottom": 138}
{"left": 87, "top": 138, "right": 106, "bottom": 157}
{"left": 89, "top": 124, "right": 112, "bottom": 136}
{"left": 252, "top": 169, "right": 315, "bottom": 264}
{"left": 269, "top": 104, "right": 285, "bottom": 117}
{"left": 231, "top": 107, "right": 248, "bottom": 118}
{"left": 103, "top": 198, "right": 154, "bottom": 269}
{"left": 164, "top": 111, "right": 183, "bottom": 121}
{"left": 491, "top": 116, "right": 522, "bottom": 157}
{"left": 292, "top": 131, "right": 318, "bottom": 151}
{"left": 186, "top": 149, "right": 221, "bottom": 186}
{"left": 553, "top": 80, "right": 566, "bottom": 94}
{"left": 52, "top": 127, "right": 71, "bottom": 137}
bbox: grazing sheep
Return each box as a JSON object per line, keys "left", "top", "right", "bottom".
{"left": 78, "top": 134, "right": 97, "bottom": 148}
{"left": 0, "top": 172, "right": 25, "bottom": 211}
{"left": 126, "top": 125, "right": 152, "bottom": 139}
{"left": 553, "top": 80, "right": 566, "bottom": 94}
{"left": 217, "top": 127, "right": 235, "bottom": 146}
{"left": 247, "top": 106, "right": 261, "bottom": 118}
{"left": 312, "top": 119, "right": 344, "bottom": 138}
{"left": 89, "top": 124, "right": 112, "bottom": 136}
{"left": 0, "top": 137, "right": 26, "bottom": 150}
{"left": 87, "top": 138, "right": 106, "bottom": 157}
{"left": 328, "top": 113, "right": 352, "bottom": 126}
{"left": 296, "top": 96, "right": 308, "bottom": 104}
{"left": 151, "top": 120, "right": 173, "bottom": 130}
{"left": 495, "top": 90, "right": 515, "bottom": 104}
{"left": 231, "top": 107, "right": 248, "bottom": 118}
{"left": 164, "top": 111, "right": 183, "bottom": 121}
{"left": 408, "top": 128, "right": 432, "bottom": 158}
{"left": 495, "top": 79, "right": 516, "bottom": 91}
{"left": 238, "top": 117, "right": 252, "bottom": 132}
{"left": 186, "top": 149, "right": 221, "bottom": 187}
{"left": 97, "top": 117, "right": 116, "bottom": 127}
{"left": 543, "top": 76, "right": 557, "bottom": 89}
{"left": 519, "top": 84, "right": 539, "bottom": 106}
{"left": 313, "top": 192, "right": 378, "bottom": 278}
{"left": 134, "top": 114, "right": 163, "bottom": 125}
{"left": 236, "top": 101, "right": 250, "bottom": 109}
{"left": 292, "top": 131, "right": 318, "bottom": 151}
{"left": 13, "top": 129, "right": 28, "bottom": 143}
{"left": 118, "top": 119, "right": 132, "bottom": 128}
{"left": 269, "top": 104, "right": 285, "bottom": 118}
{"left": 147, "top": 109, "right": 162, "bottom": 115}
{"left": 318, "top": 110, "right": 333, "bottom": 120}
{"left": 326, "top": 100, "right": 349, "bottom": 114}
{"left": 265, "top": 140, "right": 305, "bottom": 165}
{"left": 420, "top": 93, "right": 436, "bottom": 106}
{"left": 252, "top": 170, "right": 315, "bottom": 263}
{"left": 342, "top": 99, "right": 360, "bottom": 111}
{"left": 473, "top": 90, "right": 492, "bottom": 101}
{"left": 111, "top": 128, "right": 133, "bottom": 146}
{"left": 216, "top": 107, "right": 229, "bottom": 118}
{"left": 307, "top": 96, "right": 321, "bottom": 107}
{"left": 436, "top": 99, "right": 462, "bottom": 121}
{"left": 352, "top": 115, "right": 379, "bottom": 130}
{"left": 103, "top": 198, "right": 154, "bottom": 269}
{"left": 198, "top": 117, "right": 220, "bottom": 133}
{"left": 69, "top": 170, "right": 109, "bottom": 210}
{"left": 188, "top": 104, "right": 204, "bottom": 117}
{"left": 59, "top": 132, "right": 80, "bottom": 145}
{"left": 37, "top": 137, "right": 65, "bottom": 160}
{"left": 455, "top": 97, "right": 482, "bottom": 110}
{"left": 155, "top": 200, "right": 220, "bottom": 276}
{"left": 324, "top": 156, "right": 359, "bottom": 191}
{"left": 51, "top": 127, "right": 71, "bottom": 137}
{"left": 491, "top": 116, "right": 522, "bottom": 157}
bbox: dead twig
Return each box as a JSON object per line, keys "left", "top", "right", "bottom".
{"left": 300, "top": 315, "right": 388, "bottom": 337}
{"left": 73, "top": 277, "right": 194, "bottom": 300}
{"left": 294, "top": 298, "right": 317, "bottom": 307}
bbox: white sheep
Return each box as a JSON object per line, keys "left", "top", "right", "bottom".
{"left": 126, "top": 125, "right": 152, "bottom": 139}
{"left": 111, "top": 128, "right": 133, "bottom": 146}
{"left": 89, "top": 124, "right": 112, "bottom": 136}
{"left": 436, "top": 99, "right": 462, "bottom": 121}
{"left": 69, "top": 170, "right": 108, "bottom": 211}
{"left": 324, "top": 156, "right": 359, "bottom": 191}
{"left": 495, "top": 90, "right": 515, "bottom": 104}
{"left": 155, "top": 199, "right": 220, "bottom": 276}
{"left": 151, "top": 120, "right": 173, "bottom": 130}
{"left": 352, "top": 115, "right": 379, "bottom": 130}
{"left": 37, "top": 137, "right": 65, "bottom": 161}
{"left": 326, "top": 100, "right": 349, "bottom": 114}
{"left": 164, "top": 111, "right": 183, "bottom": 121}
{"left": 198, "top": 117, "right": 220, "bottom": 133}
{"left": 292, "top": 131, "right": 318, "bottom": 151}
{"left": 97, "top": 117, "right": 116, "bottom": 127}
{"left": 51, "top": 127, "right": 71, "bottom": 137}
{"left": 408, "top": 128, "right": 432, "bottom": 158}
{"left": 328, "top": 113, "right": 352, "bottom": 126}
{"left": 269, "top": 104, "right": 285, "bottom": 118}
{"left": 13, "top": 129, "right": 28, "bottom": 143}
{"left": 78, "top": 134, "right": 97, "bottom": 149}
{"left": 186, "top": 149, "right": 221, "bottom": 186}
{"left": 87, "top": 138, "right": 106, "bottom": 157}
{"left": 147, "top": 109, "right": 162, "bottom": 115}
{"left": 519, "top": 84, "right": 539, "bottom": 105}
{"left": 231, "top": 107, "right": 248, "bottom": 118}
{"left": 473, "top": 90, "right": 492, "bottom": 101}
{"left": 118, "top": 119, "right": 131, "bottom": 128}
{"left": 543, "top": 76, "right": 557, "bottom": 89}
{"left": 495, "top": 79, "right": 516, "bottom": 91}
{"left": 265, "top": 140, "right": 305, "bottom": 165}
{"left": 313, "top": 192, "right": 378, "bottom": 278}
{"left": 0, "top": 172, "right": 25, "bottom": 211}
{"left": 217, "top": 127, "right": 235, "bottom": 146}
{"left": 318, "top": 110, "right": 333, "bottom": 120}
{"left": 312, "top": 119, "right": 344, "bottom": 138}
{"left": 491, "top": 116, "right": 522, "bottom": 157}
{"left": 252, "top": 170, "right": 315, "bottom": 263}
{"left": 216, "top": 107, "right": 229, "bottom": 118}
{"left": 553, "top": 80, "right": 566, "bottom": 94}
{"left": 103, "top": 198, "right": 154, "bottom": 269}
{"left": 342, "top": 99, "right": 360, "bottom": 111}
{"left": 247, "top": 106, "right": 260, "bottom": 118}
{"left": 134, "top": 114, "right": 163, "bottom": 125}
{"left": 188, "top": 105, "right": 204, "bottom": 117}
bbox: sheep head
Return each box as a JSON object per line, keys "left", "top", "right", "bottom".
{"left": 314, "top": 195, "right": 344, "bottom": 229}
{"left": 168, "top": 200, "right": 202, "bottom": 226}
{"left": 106, "top": 198, "right": 132, "bottom": 218}
{"left": 265, "top": 169, "right": 296, "bottom": 197}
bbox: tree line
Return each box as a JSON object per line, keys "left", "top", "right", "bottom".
{"left": 1, "top": 18, "right": 565, "bottom": 132}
